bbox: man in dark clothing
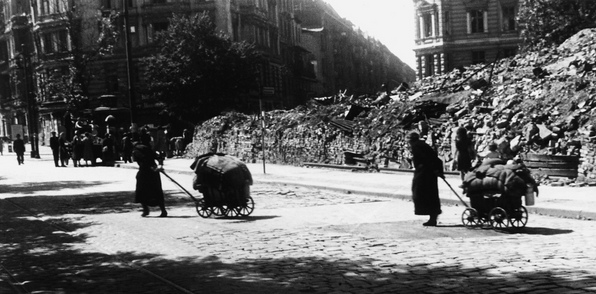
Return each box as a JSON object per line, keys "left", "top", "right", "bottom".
{"left": 407, "top": 131, "right": 443, "bottom": 226}
{"left": 50, "top": 131, "right": 60, "bottom": 167}
{"left": 13, "top": 134, "right": 25, "bottom": 165}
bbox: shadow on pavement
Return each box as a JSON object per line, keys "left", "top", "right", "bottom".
{"left": 1, "top": 194, "right": 593, "bottom": 293}
{"left": 0, "top": 181, "right": 107, "bottom": 195}
{"left": 499, "top": 227, "right": 574, "bottom": 235}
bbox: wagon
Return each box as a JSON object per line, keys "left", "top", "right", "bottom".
{"left": 460, "top": 159, "right": 538, "bottom": 229}
{"left": 190, "top": 153, "right": 254, "bottom": 218}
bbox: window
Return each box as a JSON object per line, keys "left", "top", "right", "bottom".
{"left": 43, "top": 34, "right": 54, "bottom": 54}
{"left": 423, "top": 14, "right": 432, "bottom": 38}
{"left": 501, "top": 6, "right": 516, "bottom": 31}
{"left": 424, "top": 54, "right": 434, "bottom": 76}
{"left": 472, "top": 51, "right": 485, "bottom": 64}
{"left": 468, "top": 10, "right": 485, "bottom": 33}
{"left": 58, "top": 30, "right": 68, "bottom": 52}
{"left": 153, "top": 22, "right": 168, "bottom": 32}
{"left": 41, "top": 0, "right": 50, "bottom": 15}
{"left": 501, "top": 48, "right": 516, "bottom": 58}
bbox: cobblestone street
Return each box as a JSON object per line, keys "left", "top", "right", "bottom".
{"left": 1, "top": 154, "right": 596, "bottom": 293}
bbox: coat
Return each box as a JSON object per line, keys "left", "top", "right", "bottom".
{"left": 133, "top": 144, "right": 164, "bottom": 206}
{"left": 410, "top": 140, "right": 443, "bottom": 216}
{"left": 13, "top": 139, "right": 25, "bottom": 154}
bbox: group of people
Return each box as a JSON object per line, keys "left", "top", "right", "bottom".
{"left": 48, "top": 131, "right": 103, "bottom": 167}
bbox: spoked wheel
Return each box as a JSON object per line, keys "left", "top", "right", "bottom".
{"left": 195, "top": 198, "right": 212, "bottom": 218}
{"left": 211, "top": 206, "right": 228, "bottom": 217}
{"left": 510, "top": 206, "right": 529, "bottom": 228}
{"left": 489, "top": 207, "right": 509, "bottom": 229}
{"left": 236, "top": 196, "right": 255, "bottom": 217}
{"left": 461, "top": 208, "right": 480, "bottom": 227}
{"left": 224, "top": 205, "right": 239, "bottom": 217}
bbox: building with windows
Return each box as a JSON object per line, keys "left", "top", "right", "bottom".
{"left": 0, "top": 0, "right": 414, "bottom": 146}
{"left": 413, "top": 0, "right": 520, "bottom": 79}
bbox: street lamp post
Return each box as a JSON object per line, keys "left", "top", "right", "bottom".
{"left": 123, "top": 0, "right": 136, "bottom": 126}
{"left": 18, "top": 46, "right": 40, "bottom": 159}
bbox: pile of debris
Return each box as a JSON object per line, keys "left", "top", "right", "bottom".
{"left": 189, "top": 29, "right": 596, "bottom": 186}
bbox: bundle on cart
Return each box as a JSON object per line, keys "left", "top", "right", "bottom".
{"left": 461, "top": 159, "right": 539, "bottom": 228}
{"left": 190, "top": 153, "right": 254, "bottom": 218}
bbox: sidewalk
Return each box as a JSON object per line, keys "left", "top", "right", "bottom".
{"left": 31, "top": 145, "right": 596, "bottom": 220}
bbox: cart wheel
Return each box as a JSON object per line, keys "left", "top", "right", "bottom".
{"left": 510, "top": 206, "right": 528, "bottom": 228}
{"left": 224, "top": 206, "right": 239, "bottom": 218}
{"left": 461, "top": 208, "right": 480, "bottom": 227}
{"left": 489, "top": 207, "right": 509, "bottom": 229}
{"left": 195, "top": 199, "right": 212, "bottom": 218}
{"left": 211, "top": 206, "right": 228, "bottom": 217}
{"left": 236, "top": 196, "right": 254, "bottom": 217}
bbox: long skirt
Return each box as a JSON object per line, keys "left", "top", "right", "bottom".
{"left": 135, "top": 168, "right": 165, "bottom": 206}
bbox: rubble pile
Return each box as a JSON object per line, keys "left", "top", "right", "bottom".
{"left": 189, "top": 29, "right": 596, "bottom": 186}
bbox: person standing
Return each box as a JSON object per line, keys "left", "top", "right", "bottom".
{"left": 58, "top": 132, "right": 70, "bottom": 167}
{"left": 13, "top": 134, "right": 26, "bottom": 165}
{"left": 82, "top": 132, "right": 95, "bottom": 166}
{"left": 407, "top": 131, "right": 443, "bottom": 226}
{"left": 72, "top": 133, "right": 83, "bottom": 167}
{"left": 0, "top": 137, "right": 4, "bottom": 155}
{"left": 49, "top": 131, "right": 60, "bottom": 167}
{"left": 133, "top": 143, "right": 168, "bottom": 217}
{"left": 454, "top": 127, "right": 474, "bottom": 181}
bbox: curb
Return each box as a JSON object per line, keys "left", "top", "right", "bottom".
{"left": 117, "top": 163, "right": 596, "bottom": 222}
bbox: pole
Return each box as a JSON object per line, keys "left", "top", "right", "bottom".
{"left": 259, "top": 97, "right": 266, "bottom": 174}
{"left": 21, "top": 45, "right": 39, "bottom": 158}
{"left": 123, "top": 0, "right": 136, "bottom": 125}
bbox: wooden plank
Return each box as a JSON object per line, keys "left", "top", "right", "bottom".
{"left": 522, "top": 153, "right": 580, "bottom": 163}
{"left": 524, "top": 161, "right": 580, "bottom": 169}
{"left": 529, "top": 168, "right": 578, "bottom": 178}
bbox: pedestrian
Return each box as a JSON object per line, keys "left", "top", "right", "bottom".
{"left": 101, "top": 133, "right": 115, "bottom": 165}
{"left": 121, "top": 133, "right": 133, "bottom": 163}
{"left": 132, "top": 143, "right": 168, "bottom": 217}
{"left": 454, "top": 127, "right": 475, "bottom": 182}
{"left": 13, "top": 134, "right": 25, "bottom": 165}
{"left": 58, "top": 132, "right": 70, "bottom": 167}
{"left": 0, "top": 137, "right": 4, "bottom": 155}
{"left": 72, "top": 133, "right": 83, "bottom": 167}
{"left": 82, "top": 132, "right": 95, "bottom": 166}
{"left": 49, "top": 131, "right": 60, "bottom": 167}
{"left": 407, "top": 131, "right": 443, "bottom": 226}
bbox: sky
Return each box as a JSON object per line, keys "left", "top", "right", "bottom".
{"left": 323, "top": 0, "right": 417, "bottom": 69}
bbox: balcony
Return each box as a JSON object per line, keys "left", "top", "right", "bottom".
{"left": 142, "top": 1, "right": 191, "bottom": 15}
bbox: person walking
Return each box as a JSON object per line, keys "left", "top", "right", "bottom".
{"left": 407, "top": 131, "right": 443, "bottom": 226}
{"left": 58, "top": 132, "right": 70, "bottom": 167}
{"left": 133, "top": 143, "right": 168, "bottom": 217}
{"left": 50, "top": 131, "right": 60, "bottom": 167}
{"left": 13, "top": 134, "right": 26, "bottom": 165}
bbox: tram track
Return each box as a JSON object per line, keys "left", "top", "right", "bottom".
{"left": 1, "top": 198, "right": 197, "bottom": 294}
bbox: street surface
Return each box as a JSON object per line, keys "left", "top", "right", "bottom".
{"left": 1, "top": 152, "right": 596, "bottom": 293}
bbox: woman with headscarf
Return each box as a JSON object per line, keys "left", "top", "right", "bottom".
{"left": 407, "top": 131, "right": 443, "bottom": 226}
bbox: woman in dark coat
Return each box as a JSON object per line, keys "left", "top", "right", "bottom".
{"left": 133, "top": 144, "right": 167, "bottom": 217}
{"left": 408, "top": 131, "right": 443, "bottom": 226}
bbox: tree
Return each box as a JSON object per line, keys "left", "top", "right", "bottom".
{"left": 143, "top": 13, "right": 261, "bottom": 123}
{"left": 518, "top": 0, "right": 596, "bottom": 51}
{"left": 35, "top": 1, "right": 120, "bottom": 116}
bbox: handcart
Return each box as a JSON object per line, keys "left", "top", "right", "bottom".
{"left": 188, "top": 152, "right": 254, "bottom": 218}
{"left": 450, "top": 159, "right": 538, "bottom": 229}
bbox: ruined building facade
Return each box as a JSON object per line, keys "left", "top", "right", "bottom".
{"left": 413, "top": 0, "right": 521, "bottom": 79}
{"left": 0, "top": 0, "right": 414, "bottom": 145}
